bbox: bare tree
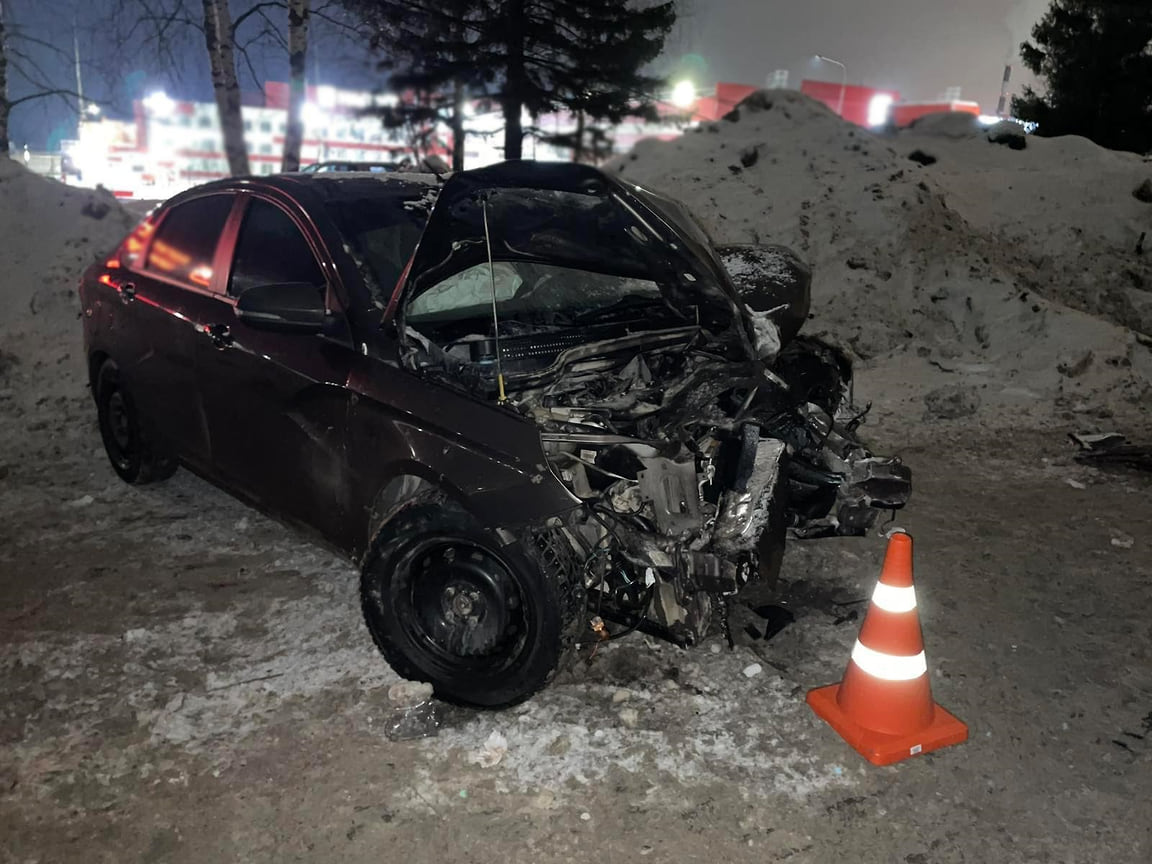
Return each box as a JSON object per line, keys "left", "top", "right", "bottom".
{"left": 0, "top": 0, "right": 89, "bottom": 157}
{"left": 0, "top": 1, "right": 9, "bottom": 155}
{"left": 201, "top": 0, "right": 249, "bottom": 174}
{"left": 281, "top": 0, "right": 309, "bottom": 171}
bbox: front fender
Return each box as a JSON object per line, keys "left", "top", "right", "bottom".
{"left": 345, "top": 363, "right": 577, "bottom": 557}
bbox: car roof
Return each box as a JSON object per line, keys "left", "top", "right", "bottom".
{"left": 164, "top": 171, "right": 442, "bottom": 209}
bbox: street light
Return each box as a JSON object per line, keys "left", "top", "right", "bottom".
{"left": 814, "top": 55, "right": 847, "bottom": 117}
{"left": 671, "top": 79, "right": 696, "bottom": 109}
{"left": 143, "top": 90, "right": 175, "bottom": 118}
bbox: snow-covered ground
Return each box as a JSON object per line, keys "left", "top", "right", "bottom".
{"left": 2, "top": 96, "right": 1151, "bottom": 862}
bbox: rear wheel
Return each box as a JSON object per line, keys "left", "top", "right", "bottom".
{"left": 360, "top": 503, "right": 584, "bottom": 708}
{"left": 95, "top": 360, "right": 177, "bottom": 485}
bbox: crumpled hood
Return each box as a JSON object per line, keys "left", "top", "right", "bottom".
{"left": 399, "top": 161, "right": 758, "bottom": 358}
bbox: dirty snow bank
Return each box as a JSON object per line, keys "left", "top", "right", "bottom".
{"left": 0, "top": 159, "right": 136, "bottom": 408}
{"left": 608, "top": 91, "right": 1152, "bottom": 429}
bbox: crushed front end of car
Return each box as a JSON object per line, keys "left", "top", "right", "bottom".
{"left": 394, "top": 162, "right": 911, "bottom": 647}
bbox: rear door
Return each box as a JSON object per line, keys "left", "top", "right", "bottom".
{"left": 120, "top": 193, "right": 237, "bottom": 467}
{"left": 194, "top": 193, "right": 357, "bottom": 542}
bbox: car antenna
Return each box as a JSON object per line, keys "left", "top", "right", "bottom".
{"left": 480, "top": 194, "right": 507, "bottom": 403}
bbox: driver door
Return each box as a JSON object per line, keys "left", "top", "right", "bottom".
{"left": 194, "top": 194, "right": 356, "bottom": 542}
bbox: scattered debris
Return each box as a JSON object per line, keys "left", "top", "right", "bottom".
{"left": 1110, "top": 534, "right": 1134, "bottom": 549}
{"left": 1070, "top": 432, "right": 1127, "bottom": 450}
{"left": 1064, "top": 478, "right": 1087, "bottom": 490}
{"left": 742, "top": 662, "right": 763, "bottom": 678}
{"left": 739, "top": 145, "right": 759, "bottom": 168}
{"left": 1071, "top": 433, "right": 1152, "bottom": 472}
{"left": 923, "top": 384, "right": 981, "bottom": 420}
{"left": 467, "top": 730, "right": 508, "bottom": 768}
{"left": 750, "top": 604, "right": 796, "bottom": 640}
{"left": 384, "top": 680, "right": 440, "bottom": 741}
{"left": 67, "top": 494, "right": 94, "bottom": 507}
{"left": 619, "top": 707, "right": 640, "bottom": 728}
{"left": 387, "top": 680, "right": 435, "bottom": 706}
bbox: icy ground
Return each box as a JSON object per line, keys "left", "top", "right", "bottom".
{"left": 2, "top": 101, "right": 1152, "bottom": 860}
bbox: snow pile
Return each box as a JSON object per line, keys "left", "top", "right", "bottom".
{"left": 0, "top": 159, "right": 136, "bottom": 406}
{"left": 609, "top": 91, "right": 1152, "bottom": 428}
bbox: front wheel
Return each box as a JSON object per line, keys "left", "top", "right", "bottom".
{"left": 360, "top": 503, "right": 585, "bottom": 708}
{"left": 95, "top": 360, "right": 177, "bottom": 485}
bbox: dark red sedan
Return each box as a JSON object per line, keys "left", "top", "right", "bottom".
{"left": 81, "top": 162, "right": 908, "bottom": 706}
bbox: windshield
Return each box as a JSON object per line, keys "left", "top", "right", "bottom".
{"left": 405, "top": 185, "right": 671, "bottom": 296}
{"left": 407, "top": 260, "right": 674, "bottom": 335}
{"left": 323, "top": 187, "right": 435, "bottom": 303}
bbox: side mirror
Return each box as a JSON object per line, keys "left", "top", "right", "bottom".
{"left": 234, "top": 282, "right": 326, "bottom": 333}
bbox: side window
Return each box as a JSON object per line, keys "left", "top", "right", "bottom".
{"left": 146, "top": 195, "right": 234, "bottom": 287}
{"left": 408, "top": 263, "right": 521, "bottom": 320}
{"left": 228, "top": 198, "right": 325, "bottom": 298}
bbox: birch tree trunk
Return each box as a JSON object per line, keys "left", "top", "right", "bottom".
{"left": 281, "top": 0, "right": 308, "bottom": 172}
{"left": 0, "top": 1, "right": 11, "bottom": 157}
{"left": 450, "top": 77, "right": 465, "bottom": 172}
{"left": 201, "top": 0, "right": 249, "bottom": 176}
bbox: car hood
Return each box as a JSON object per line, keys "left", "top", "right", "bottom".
{"left": 399, "top": 161, "right": 757, "bottom": 358}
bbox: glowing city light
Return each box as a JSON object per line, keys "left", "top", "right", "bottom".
{"left": 868, "top": 93, "right": 894, "bottom": 127}
{"left": 143, "top": 91, "right": 175, "bottom": 117}
{"left": 671, "top": 79, "right": 696, "bottom": 109}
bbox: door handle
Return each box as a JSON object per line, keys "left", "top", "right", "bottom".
{"left": 117, "top": 282, "right": 136, "bottom": 303}
{"left": 206, "top": 323, "right": 233, "bottom": 349}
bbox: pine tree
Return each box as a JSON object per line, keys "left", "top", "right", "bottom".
{"left": 497, "top": 0, "right": 675, "bottom": 160}
{"left": 346, "top": 0, "right": 676, "bottom": 163}
{"left": 344, "top": 0, "right": 488, "bottom": 171}
{"left": 1012, "top": 0, "right": 1152, "bottom": 153}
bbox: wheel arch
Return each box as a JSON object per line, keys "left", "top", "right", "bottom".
{"left": 362, "top": 466, "right": 470, "bottom": 558}
{"left": 88, "top": 350, "right": 112, "bottom": 398}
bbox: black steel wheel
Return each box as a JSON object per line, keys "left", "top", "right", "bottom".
{"left": 361, "top": 502, "right": 584, "bottom": 707}
{"left": 95, "top": 360, "right": 177, "bottom": 485}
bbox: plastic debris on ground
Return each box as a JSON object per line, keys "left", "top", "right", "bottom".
{"left": 384, "top": 680, "right": 440, "bottom": 741}
{"left": 1071, "top": 432, "right": 1152, "bottom": 472}
{"left": 467, "top": 730, "right": 508, "bottom": 768}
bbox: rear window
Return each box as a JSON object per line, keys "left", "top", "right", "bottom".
{"left": 146, "top": 194, "right": 234, "bottom": 288}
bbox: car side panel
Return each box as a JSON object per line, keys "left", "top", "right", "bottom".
{"left": 195, "top": 311, "right": 357, "bottom": 544}
{"left": 121, "top": 274, "right": 224, "bottom": 467}
{"left": 342, "top": 348, "right": 577, "bottom": 558}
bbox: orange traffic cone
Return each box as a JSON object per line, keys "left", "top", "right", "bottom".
{"left": 807, "top": 531, "right": 968, "bottom": 765}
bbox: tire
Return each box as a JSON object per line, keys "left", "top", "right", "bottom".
{"left": 360, "top": 502, "right": 585, "bottom": 708}
{"left": 95, "top": 360, "right": 178, "bottom": 485}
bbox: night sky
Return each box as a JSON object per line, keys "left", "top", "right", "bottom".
{"left": 6, "top": 0, "right": 1050, "bottom": 149}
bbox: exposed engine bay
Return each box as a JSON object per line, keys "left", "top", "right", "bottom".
{"left": 395, "top": 170, "right": 911, "bottom": 646}
{"left": 404, "top": 298, "right": 910, "bottom": 646}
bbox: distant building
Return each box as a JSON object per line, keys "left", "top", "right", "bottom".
{"left": 59, "top": 77, "right": 976, "bottom": 199}
{"left": 67, "top": 83, "right": 411, "bottom": 198}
